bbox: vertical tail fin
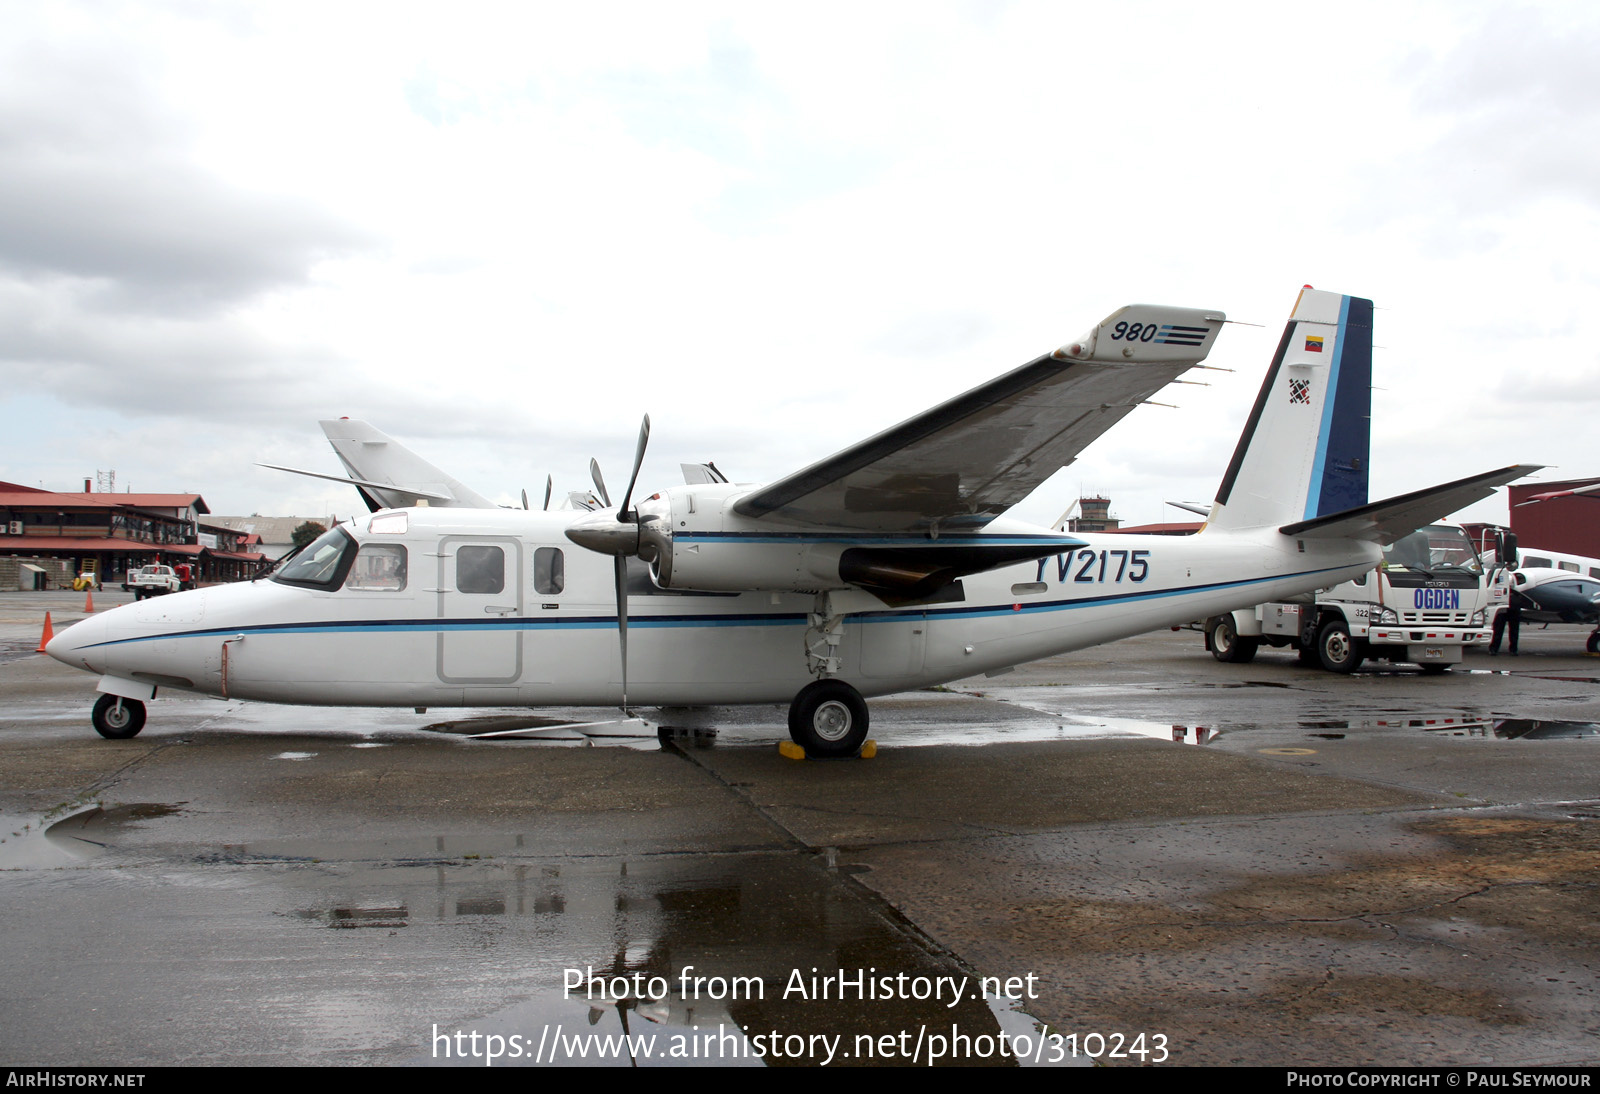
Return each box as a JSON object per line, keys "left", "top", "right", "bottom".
{"left": 1206, "top": 287, "right": 1372, "bottom": 533}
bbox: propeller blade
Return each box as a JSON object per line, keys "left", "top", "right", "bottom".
{"left": 590, "top": 459, "right": 611, "bottom": 508}
{"left": 543, "top": 475, "right": 553, "bottom": 511}
{"left": 521, "top": 488, "right": 529, "bottom": 511}
{"left": 618, "top": 415, "right": 652, "bottom": 518}
{"left": 614, "top": 555, "right": 629, "bottom": 714}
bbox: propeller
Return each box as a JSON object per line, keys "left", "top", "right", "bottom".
{"left": 569, "top": 416, "right": 651, "bottom": 713}
{"left": 543, "top": 474, "right": 553, "bottom": 511}
{"left": 521, "top": 488, "right": 529, "bottom": 511}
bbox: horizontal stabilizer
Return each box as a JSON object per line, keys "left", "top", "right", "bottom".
{"left": 256, "top": 463, "right": 454, "bottom": 502}
{"left": 1279, "top": 465, "right": 1542, "bottom": 545}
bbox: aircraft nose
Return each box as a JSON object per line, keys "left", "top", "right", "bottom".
{"left": 44, "top": 613, "right": 109, "bottom": 672}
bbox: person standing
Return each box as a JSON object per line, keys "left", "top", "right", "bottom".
{"left": 1490, "top": 571, "right": 1526, "bottom": 655}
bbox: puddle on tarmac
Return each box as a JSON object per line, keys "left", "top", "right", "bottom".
{"left": 0, "top": 640, "right": 40, "bottom": 665}
{"left": 978, "top": 691, "right": 1600, "bottom": 748}
{"left": 1288, "top": 716, "right": 1600, "bottom": 740}
{"left": 963, "top": 688, "right": 1227, "bottom": 745}
{"left": 2, "top": 803, "right": 1074, "bottom": 1065}
{"left": 284, "top": 853, "right": 1074, "bottom": 1067}
{"left": 0, "top": 803, "right": 186, "bottom": 869}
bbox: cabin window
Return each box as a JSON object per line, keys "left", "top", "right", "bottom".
{"left": 534, "top": 547, "right": 564, "bottom": 594}
{"left": 1560, "top": 561, "right": 1580, "bottom": 572}
{"left": 1524, "top": 555, "right": 1552, "bottom": 569}
{"left": 273, "top": 526, "right": 357, "bottom": 590}
{"left": 456, "top": 546, "right": 505, "bottom": 594}
{"left": 345, "top": 544, "right": 408, "bottom": 591}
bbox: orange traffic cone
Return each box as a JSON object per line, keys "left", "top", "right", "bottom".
{"left": 36, "top": 612, "right": 53, "bottom": 653}
{"left": 84, "top": 589, "right": 95, "bottom": 613}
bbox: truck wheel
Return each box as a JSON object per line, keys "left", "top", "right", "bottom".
{"left": 92, "top": 694, "right": 146, "bottom": 739}
{"left": 1209, "top": 616, "right": 1258, "bottom": 663}
{"left": 1317, "top": 620, "right": 1364, "bottom": 673}
{"left": 1588, "top": 631, "right": 1599, "bottom": 655}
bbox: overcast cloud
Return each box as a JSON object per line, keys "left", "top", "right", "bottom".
{"left": 1, "top": 0, "right": 1596, "bottom": 530}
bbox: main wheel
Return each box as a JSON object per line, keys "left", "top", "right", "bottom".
{"left": 92, "top": 694, "right": 146, "bottom": 739}
{"left": 1588, "top": 631, "right": 1599, "bottom": 655}
{"left": 1317, "top": 620, "right": 1364, "bottom": 673}
{"left": 1208, "top": 615, "right": 1259, "bottom": 663}
{"left": 787, "top": 680, "right": 869, "bottom": 758}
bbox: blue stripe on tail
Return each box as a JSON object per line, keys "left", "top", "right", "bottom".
{"left": 1304, "top": 295, "right": 1372, "bottom": 519}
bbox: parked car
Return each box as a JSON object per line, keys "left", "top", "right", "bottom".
{"left": 122, "top": 565, "right": 181, "bottom": 599}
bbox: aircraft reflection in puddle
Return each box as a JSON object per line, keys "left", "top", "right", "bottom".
{"left": 0, "top": 803, "right": 186, "bottom": 869}
{"left": 1297, "top": 716, "right": 1600, "bottom": 740}
{"left": 8, "top": 807, "right": 1080, "bottom": 1066}
{"left": 300, "top": 855, "right": 1075, "bottom": 1067}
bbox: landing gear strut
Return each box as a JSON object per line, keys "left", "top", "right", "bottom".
{"left": 787, "top": 679, "right": 869, "bottom": 758}
{"left": 92, "top": 694, "right": 146, "bottom": 739}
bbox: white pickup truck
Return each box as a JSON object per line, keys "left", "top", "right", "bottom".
{"left": 122, "top": 565, "right": 181, "bottom": 600}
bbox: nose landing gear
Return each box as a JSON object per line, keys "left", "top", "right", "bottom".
{"left": 92, "top": 694, "right": 147, "bottom": 739}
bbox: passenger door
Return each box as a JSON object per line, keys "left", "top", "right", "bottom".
{"left": 437, "top": 536, "right": 523, "bottom": 683}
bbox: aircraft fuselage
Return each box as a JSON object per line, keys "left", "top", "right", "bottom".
{"left": 48, "top": 505, "right": 1378, "bottom": 709}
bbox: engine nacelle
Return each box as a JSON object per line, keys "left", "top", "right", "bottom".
{"left": 638, "top": 484, "right": 850, "bottom": 593}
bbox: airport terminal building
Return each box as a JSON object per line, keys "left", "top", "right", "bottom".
{"left": 0, "top": 480, "right": 268, "bottom": 589}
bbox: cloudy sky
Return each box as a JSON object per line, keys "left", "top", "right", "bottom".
{"left": 2, "top": 1, "right": 1596, "bottom": 531}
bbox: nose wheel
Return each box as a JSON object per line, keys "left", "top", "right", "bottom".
{"left": 787, "top": 680, "right": 869, "bottom": 757}
{"left": 92, "top": 694, "right": 147, "bottom": 739}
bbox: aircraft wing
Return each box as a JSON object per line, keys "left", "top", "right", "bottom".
{"left": 256, "top": 462, "right": 454, "bottom": 503}
{"left": 1280, "top": 465, "right": 1543, "bottom": 545}
{"left": 731, "top": 304, "right": 1225, "bottom": 532}
{"left": 318, "top": 419, "right": 497, "bottom": 511}
{"left": 1515, "top": 483, "right": 1600, "bottom": 507}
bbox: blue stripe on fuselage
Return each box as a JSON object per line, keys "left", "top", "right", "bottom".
{"left": 68, "top": 564, "right": 1358, "bottom": 650}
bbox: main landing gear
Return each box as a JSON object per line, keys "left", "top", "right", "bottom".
{"left": 786, "top": 593, "right": 871, "bottom": 758}
{"left": 787, "top": 679, "right": 869, "bottom": 758}
{"left": 92, "top": 694, "right": 146, "bottom": 739}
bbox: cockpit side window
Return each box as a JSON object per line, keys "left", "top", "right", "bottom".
{"left": 273, "top": 527, "right": 358, "bottom": 590}
{"left": 345, "top": 544, "right": 408, "bottom": 591}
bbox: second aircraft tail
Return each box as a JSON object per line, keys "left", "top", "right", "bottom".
{"left": 1207, "top": 287, "right": 1373, "bottom": 533}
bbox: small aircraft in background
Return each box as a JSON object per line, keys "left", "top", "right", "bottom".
{"left": 48, "top": 287, "right": 1535, "bottom": 755}
{"left": 1497, "top": 547, "right": 1600, "bottom": 653}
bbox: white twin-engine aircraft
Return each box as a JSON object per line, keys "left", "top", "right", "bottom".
{"left": 48, "top": 287, "right": 1533, "bottom": 756}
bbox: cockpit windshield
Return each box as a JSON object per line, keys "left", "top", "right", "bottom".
{"left": 1382, "top": 524, "right": 1482, "bottom": 576}
{"left": 272, "top": 526, "right": 357, "bottom": 590}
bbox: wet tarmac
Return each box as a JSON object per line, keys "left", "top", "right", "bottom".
{"left": 2, "top": 591, "right": 1598, "bottom": 1066}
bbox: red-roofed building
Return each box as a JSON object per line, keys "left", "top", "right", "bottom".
{"left": 0, "top": 486, "right": 269, "bottom": 588}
